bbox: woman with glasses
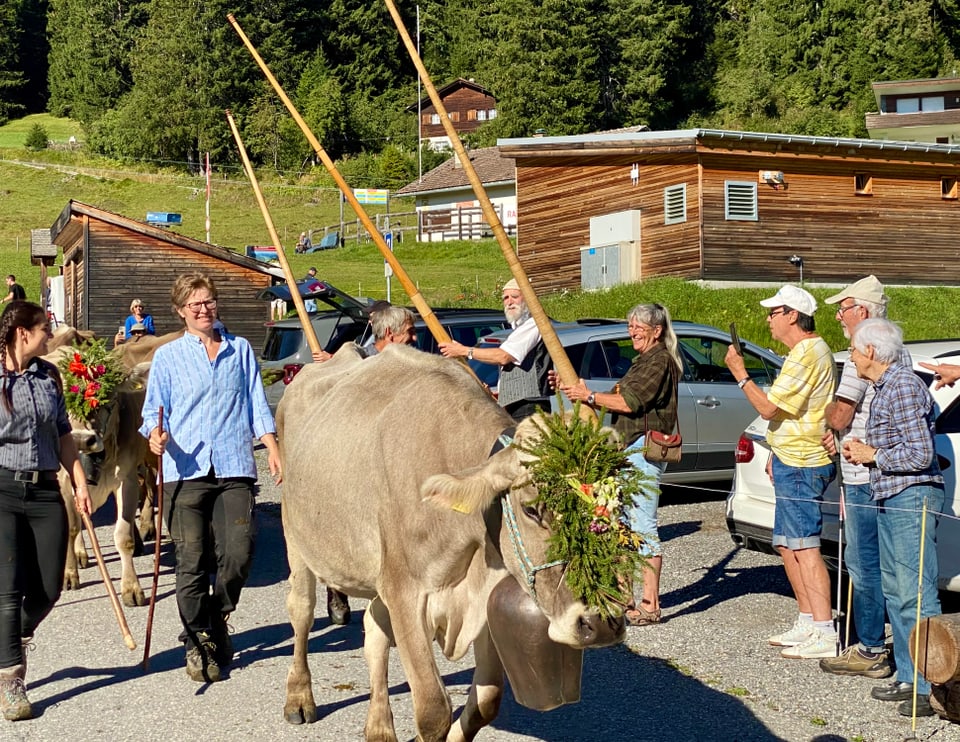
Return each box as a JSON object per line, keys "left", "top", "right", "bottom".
{"left": 139, "top": 273, "right": 281, "bottom": 684}
{"left": 550, "top": 303, "right": 681, "bottom": 627}
{"left": 122, "top": 299, "right": 155, "bottom": 340}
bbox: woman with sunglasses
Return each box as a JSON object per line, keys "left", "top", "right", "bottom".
{"left": 139, "top": 273, "right": 281, "bottom": 684}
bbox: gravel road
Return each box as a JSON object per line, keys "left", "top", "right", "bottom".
{"left": 5, "top": 452, "right": 957, "bottom": 742}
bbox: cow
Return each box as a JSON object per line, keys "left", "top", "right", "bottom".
{"left": 59, "top": 361, "right": 155, "bottom": 607}
{"left": 115, "top": 330, "right": 179, "bottom": 371}
{"left": 277, "top": 344, "right": 625, "bottom": 742}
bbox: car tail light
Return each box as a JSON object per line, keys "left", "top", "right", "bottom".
{"left": 282, "top": 364, "right": 304, "bottom": 385}
{"left": 734, "top": 434, "right": 754, "bottom": 464}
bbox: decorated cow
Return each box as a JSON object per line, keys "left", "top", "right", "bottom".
{"left": 277, "top": 344, "right": 643, "bottom": 741}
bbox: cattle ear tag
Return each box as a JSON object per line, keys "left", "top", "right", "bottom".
{"left": 451, "top": 500, "right": 473, "bottom": 514}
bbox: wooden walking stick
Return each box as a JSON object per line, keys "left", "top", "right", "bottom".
{"left": 227, "top": 13, "right": 453, "bottom": 350}
{"left": 379, "top": 0, "right": 590, "bottom": 418}
{"left": 142, "top": 406, "right": 164, "bottom": 670}
{"left": 81, "top": 509, "right": 136, "bottom": 650}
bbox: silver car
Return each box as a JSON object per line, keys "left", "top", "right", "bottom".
{"left": 473, "top": 320, "right": 784, "bottom": 484}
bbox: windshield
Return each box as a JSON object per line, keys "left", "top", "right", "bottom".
{"left": 262, "top": 327, "right": 303, "bottom": 362}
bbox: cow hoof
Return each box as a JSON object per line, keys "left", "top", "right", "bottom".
{"left": 63, "top": 572, "right": 80, "bottom": 591}
{"left": 138, "top": 523, "right": 156, "bottom": 543}
{"left": 77, "top": 552, "right": 89, "bottom": 569}
{"left": 284, "top": 706, "right": 317, "bottom": 725}
{"left": 123, "top": 589, "right": 146, "bottom": 608}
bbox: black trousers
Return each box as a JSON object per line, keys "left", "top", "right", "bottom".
{"left": 164, "top": 473, "right": 255, "bottom": 648}
{"left": 0, "top": 478, "right": 66, "bottom": 669}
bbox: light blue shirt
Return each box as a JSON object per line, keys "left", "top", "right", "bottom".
{"left": 139, "top": 331, "right": 275, "bottom": 482}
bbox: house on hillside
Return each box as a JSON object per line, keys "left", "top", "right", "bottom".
{"left": 867, "top": 76, "right": 960, "bottom": 143}
{"left": 395, "top": 147, "right": 516, "bottom": 242}
{"left": 49, "top": 200, "right": 282, "bottom": 352}
{"left": 408, "top": 78, "right": 498, "bottom": 151}
{"left": 496, "top": 127, "right": 960, "bottom": 293}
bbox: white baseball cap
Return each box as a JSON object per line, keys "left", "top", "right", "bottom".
{"left": 759, "top": 285, "right": 817, "bottom": 316}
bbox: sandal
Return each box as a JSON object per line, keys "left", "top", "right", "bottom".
{"left": 625, "top": 604, "right": 661, "bottom": 626}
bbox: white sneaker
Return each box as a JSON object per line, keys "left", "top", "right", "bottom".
{"left": 768, "top": 617, "right": 813, "bottom": 647}
{"left": 780, "top": 629, "right": 838, "bottom": 659}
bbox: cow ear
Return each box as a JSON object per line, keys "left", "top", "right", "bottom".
{"left": 421, "top": 447, "right": 520, "bottom": 514}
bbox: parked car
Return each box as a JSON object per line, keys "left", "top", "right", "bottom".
{"left": 472, "top": 319, "right": 785, "bottom": 484}
{"left": 725, "top": 341, "right": 960, "bottom": 591}
{"left": 262, "top": 302, "right": 510, "bottom": 413}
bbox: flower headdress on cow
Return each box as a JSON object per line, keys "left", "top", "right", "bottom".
{"left": 516, "top": 407, "right": 651, "bottom": 618}
{"left": 58, "top": 339, "right": 126, "bottom": 422}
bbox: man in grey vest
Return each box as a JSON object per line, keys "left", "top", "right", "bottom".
{"left": 439, "top": 278, "right": 550, "bottom": 420}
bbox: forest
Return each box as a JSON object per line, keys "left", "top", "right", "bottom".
{"left": 1, "top": 0, "right": 959, "bottom": 178}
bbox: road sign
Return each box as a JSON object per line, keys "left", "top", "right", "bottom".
{"left": 384, "top": 232, "right": 394, "bottom": 277}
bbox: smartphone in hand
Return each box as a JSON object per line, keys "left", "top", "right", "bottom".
{"left": 730, "top": 322, "right": 743, "bottom": 356}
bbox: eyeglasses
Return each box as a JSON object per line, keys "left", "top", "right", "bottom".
{"left": 767, "top": 308, "right": 788, "bottom": 318}
{"left": 837, "top": 304, "right": 859, "bottom": 317}
{"left": 184, "top": 299, "right": 218, "bottom": 313}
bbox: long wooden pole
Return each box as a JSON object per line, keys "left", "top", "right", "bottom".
{"left": 225, "top": 111, "right": 322, "bottom": 356}
{"left": 142, "top": 407, "right": 164, "bottom": 670}
{"left": 81, "top": 510, "right": 136, "bottom": 650}
{"left": 380, "top": 0, "right": 583, "bottom": 394}
{"left": 226, "top": 14, "right": 451, "bottom": 348}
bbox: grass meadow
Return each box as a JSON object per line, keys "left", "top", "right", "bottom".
{"left": 1, "top": 115, "right": 960, "bottom": 355}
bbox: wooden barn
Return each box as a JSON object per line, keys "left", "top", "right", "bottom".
{"left": 497, "top": 128, "right": 960, "bottom": 293}
{"left": 49, "top": 200, "right": 282, "bottom": 351}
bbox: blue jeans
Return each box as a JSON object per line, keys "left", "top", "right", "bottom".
{"left": 627, "top": 438, "right": 666, "bottom": 558}
{"left": 843, "top": 483, "right": 886, "bottom": 652}
{"left": 771, "top": 457, "right": 836, "bottom": 550}
{"left": 877, "top": 483, "right": 943, "bottom": 694}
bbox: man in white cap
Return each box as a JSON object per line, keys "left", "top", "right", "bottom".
{"left": 819, "top": 276, "right": 901, "bottom": 682}
{"left": 725, "top": 284, "right": 837, "bottom": 659}
{"left": 439, "top": 278, "right": 550, "bottom": 419}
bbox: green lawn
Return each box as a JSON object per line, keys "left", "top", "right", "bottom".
{"left": 0, "top": 113, "right": 83, "bottom": 147}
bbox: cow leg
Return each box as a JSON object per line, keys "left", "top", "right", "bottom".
{"left": 137, "top": 465, "right": 156, "bottom": 543}
{"left": 115, "top": 478, "right": 146, "bottom": 607}
{"left": 383, "top": 591, "right": 452, "bottom": 742}
{"left": 284, "top": 546, "right": 317, "bottom": 725}
{"left": 62, "top": 491, "right": 83, "bottom": 590}
{"left": 363, "top": 596, "right": 398, "bottom": 742}
{"left": 447, "top": 627, "right": 504, "bottom": 742}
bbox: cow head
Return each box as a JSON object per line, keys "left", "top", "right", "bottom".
{"left": 421, "top": 414, "right": 627, "bottom": 650}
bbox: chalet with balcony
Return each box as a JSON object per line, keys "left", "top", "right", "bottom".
{"left": 866, "top": 77, "right": 960, "bottom": 144}
{"left": 497, "top": 128, "right": 960, "bottom": 292}
{"left": 395, "top": 147, "right": 516, "bottom": 242}
{"left": 408, "top": 78, "right": 498, "bottom": 151}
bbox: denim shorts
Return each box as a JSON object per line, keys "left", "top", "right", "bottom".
{"left": 771, "top": 456, "right": 835, "bottom": 550}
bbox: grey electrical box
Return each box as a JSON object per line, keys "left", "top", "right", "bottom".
{"left": 589, "top": 210, "right": 641, "bottom": 246}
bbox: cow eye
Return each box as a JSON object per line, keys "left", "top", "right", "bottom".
{"left": 521, "top": 502, "right": 546, "bottom": 527}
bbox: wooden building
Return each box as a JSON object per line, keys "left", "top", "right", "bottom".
{"left": 49, "top": 200, "right": 282, "bottom": 351}
{"left": 497, "top": 127, "right": 960, "bottom": 293}
{"left": 408, "top": 78, "right": 498, "bottom": 150}
{"left": 395, "top": 147, "right": 516, "bottom": 241}
{"left": 867, "top": 77, "right": 960, "bottom": 144}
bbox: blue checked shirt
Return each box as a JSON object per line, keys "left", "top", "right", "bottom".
{"left": 139, "top": 332, "right": 276, "bottom": 482}
{"left": 866, "top": 362, "right": 942, "bottom": 500}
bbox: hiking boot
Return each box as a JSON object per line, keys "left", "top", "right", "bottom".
{"left": 0, "top": 665, "right": 32, "bottom": 721}
{"left": 780, "top": 629, "right": 838, "bottom": 659}
{"left": 327, "top": 588, "right": 351, "bottom": 626}
{"left": 899, "top": 695, "right": 935, "bottom": 717}
{"left": 211, "top": 614, "right": 234, "bottom": 668}
{"left": 819, "top": 646, "right": 892, "bottom": 678}
{"left": 185, "top": 632, "right": 221, "bottom": 683}
{"left": 768, "top": 617, "right": 813, "bottom": 647}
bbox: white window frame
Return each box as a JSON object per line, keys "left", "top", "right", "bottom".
{"left": 430, "top": 113, "right": 440, "bottom": 125}
{"left": 724, "top": 181, "right": 758, "bottom": 221}
{"left": 664, "top": 184, "right": 687, "bottom": 225}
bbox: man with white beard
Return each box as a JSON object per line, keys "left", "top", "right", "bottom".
{"left": 439, "top": 278, "right": 550, "bottom": 419}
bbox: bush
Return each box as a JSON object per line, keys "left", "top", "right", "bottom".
{"left": 24, "top": 123, "right": 48, "bottom": 151}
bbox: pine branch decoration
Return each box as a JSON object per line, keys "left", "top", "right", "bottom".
{"left": 516, "top": 405, "right": 656, "bottom": 618}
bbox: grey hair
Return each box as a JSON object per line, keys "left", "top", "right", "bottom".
{"left": 855, "top": 297, "right": 887, "bottom": 319}
{"left": 626, "top": 303, "right": 682, "bottom": 370}
{"left": 851, "top": 318, "right": 903, "bottom": 364}
{"left": 371, "top": 305, "right": 414, "bottom": 340}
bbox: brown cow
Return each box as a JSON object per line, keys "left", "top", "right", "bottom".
{"left": 59, "top": 362, "right": 154, "bottom": 606}
{"left": 278, "top": 345, "right": 624, "bottom": 741}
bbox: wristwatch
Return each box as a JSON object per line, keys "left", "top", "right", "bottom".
{"left": 737, "top": 377, "right": 751, "bottom": 389}
{"left": 467, "top": 348, "right": 474, "bottom": 361}
{"left": 586, "top": 392, "right": 596, "bottom": 406}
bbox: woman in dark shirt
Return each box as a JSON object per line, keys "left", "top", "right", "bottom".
{"left": 552, "top": 303, "right": 680, "bottom": 626}
{"left": 0, "top": 301, "right": 91, "bottom": 721}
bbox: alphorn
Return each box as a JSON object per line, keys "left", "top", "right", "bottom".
{"left": 142, "top": 406, "right": 164, "bottom": 670}
{"left": 81, "top": 510, "right": 136, "bottom": 650}
{"left": 227, "top": 13, "right": 452, "bottom": 349}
